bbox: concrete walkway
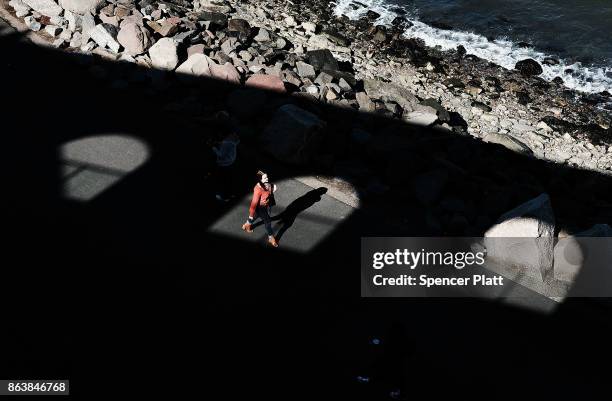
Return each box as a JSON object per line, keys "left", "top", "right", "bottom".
{"left": 208, "top": 178, "right": 356, "bottom": 253}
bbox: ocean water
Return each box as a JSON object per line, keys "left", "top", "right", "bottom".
{"left": 333, "top": 0, "right": 612, "bottom": 95}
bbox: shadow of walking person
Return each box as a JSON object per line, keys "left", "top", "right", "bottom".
{"left": 270, "top": 187, "right": 328, "bottom": 243}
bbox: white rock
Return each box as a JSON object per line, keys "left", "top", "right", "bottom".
{"left": 301, "top": 21, "right": 316, "bottom": 33}
{"left": 536, "top": 121, "right": 553, "bottom": 132}
{"left": 59, "top": 0, "right": 104, "bottom": 14}
{"left": 403, "top": 110, "right": 438, "bottom": 127}
{"left": 22, "top": 0, "right": 62, "bottom": 17}
{"left": 485, "top": 193, "right": 555, "bottom": 282}
{"left": 9, "top": 0, "right": 31, "bottom": 17}
{"left": 284, "top": 15, "right": 297, "bottom": 27}
{"left": 89, "top": 24, "right": 120, "bottom": 53}
{"left": 69, "top": 31, "right": 82, "bottom": 47}
{"left": 80, "top": 40, "right": 96, "bottom": 52}
{"left": 80, "top": 11, "right": 95, "bottom": 43}
{"left": 44, "top": 24, "right": 62, "bottom": 36}
{"left": 149, "top": 37, "right": 179, "bottom": 70}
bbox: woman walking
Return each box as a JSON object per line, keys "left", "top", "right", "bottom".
{"left": 242, "top": 171, "right": 279, "bottom": 247}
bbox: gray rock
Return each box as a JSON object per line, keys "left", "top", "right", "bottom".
{"left": 283, "top": 70, "right": 302, "bottom": 87}
{"left": 485, "top": 193, "right": 555, "bottom": 282}
{"left": 338, "top": 77, "right": 352, "bottom": 91}
{"left": 260, "top": 104, "right": 327, "bottom": 165}
{"left": 149, "top": 37, "right": 179, "bottom": 70}
{"left": 275, "top": 37, "right": 287, "bottom": 50}
{"left": 364, "top": 79, "right": 418, "bottom": 112}
{"left": 483, "top": 133, "right": 533, "bottom": 155}
{"left": 22, "top": 0, "right": 62, "bottom": 17}
{"left": 296, "top": 61, "right": 316, "bottom": 79}
{"left": 254, "top": 28, "right": 270, "bottom": 42}
{"left": 356, "top": 92, "right": 375, "bottom": 112}
{"left": 59, "top": 0, "right": 104, "bottom": 14}
{"left": 117, "top": 21, "right": 152, "bottom": 56}
{"left": 314, "top": 71, "right": 333, "bottom": 86}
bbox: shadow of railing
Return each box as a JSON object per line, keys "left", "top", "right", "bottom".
{"left": 1, "top": 30, "right": 612, "bottom": 399}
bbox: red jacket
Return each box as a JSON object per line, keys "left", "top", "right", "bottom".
{"left": 249, "top": 183, "right": 273, "bottom": 216}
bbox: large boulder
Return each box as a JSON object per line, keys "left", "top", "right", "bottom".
{"left": 364, "top": 79, "right": 419, "bottom": 112}
{"left": 149, "top": 37, "right": 179, "bottom": 70}
{"left": 59, "top": 0, "right": 104, "bottom": 14}
{"left": 305, "top": 49, "right": 339, "bottom": 72}
{"left": 117, "top": 21, "right": 152, "bottom": 55}
{"left": 554, "top": 224, "right": 612, "bottom": 283}
{"left": 260, "top": 104, "right": 327, "bottom": 165}
{"left": 228, "top": 18, "right": 251, "bottom": 36}
{"left": 515, "top": 59, "right": 543, "bottom": 76}
{"left": 484, "top": 193, "right": 555, "bottom": 281}
{"left": 22, "top": 0, "right": 62, "bottom": 17}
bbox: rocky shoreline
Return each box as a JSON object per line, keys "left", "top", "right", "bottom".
{"left": 229, "top": 0, "right": 612, "bottom": 170}
{"left": 5, "top": 0, "right": 612, "bottom": 173}
{"left": 3, "top": 0, "right": 612, "bottom": 224}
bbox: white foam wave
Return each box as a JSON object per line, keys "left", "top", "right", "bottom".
{"left": 332, "top": 0, "right": 612, "bottom": 96}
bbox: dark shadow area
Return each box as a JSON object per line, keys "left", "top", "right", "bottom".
{"left": 1, "top": 29, "right": 612, "bottom": 401}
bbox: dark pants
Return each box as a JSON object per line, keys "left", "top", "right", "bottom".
{"left": 252, "top": 205, "right": 274, "bottom": 237}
